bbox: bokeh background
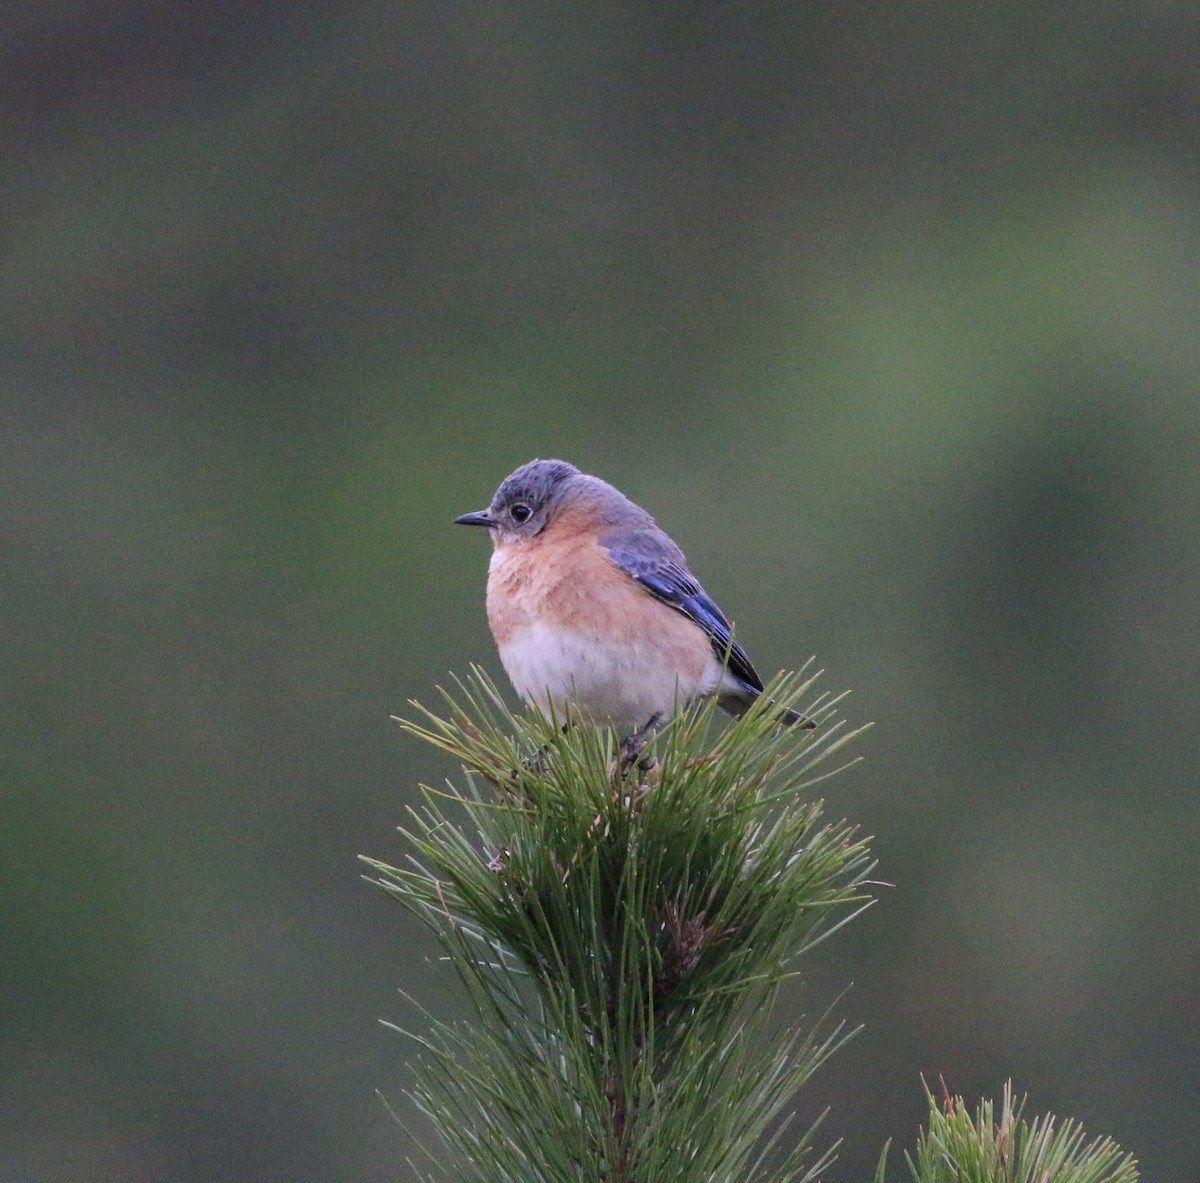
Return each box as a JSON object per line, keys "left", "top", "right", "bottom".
{"left": 4, "top": 3, "right": 1198, "bottom": 1180}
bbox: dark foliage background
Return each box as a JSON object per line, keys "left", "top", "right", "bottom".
{"left": 3, "top": 4, "right": 1198, "bottom": 1181}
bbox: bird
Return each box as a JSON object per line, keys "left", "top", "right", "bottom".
{"left": 454, "top": 458, "right": 814, "bottom": 738}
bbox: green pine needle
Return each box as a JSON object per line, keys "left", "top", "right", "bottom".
{"left": 876, "top": 1080, "right": 1139, "bottom": 1183}
{"left": 364, "top": 667, "right": 874, "bottom": 1183}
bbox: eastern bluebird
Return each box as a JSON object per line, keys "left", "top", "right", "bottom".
{"left": 455, "top": 459, "right": 813, "bottom": 733}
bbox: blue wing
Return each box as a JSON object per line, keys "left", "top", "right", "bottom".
{"left": 600, "top": 529, "right": 764, "bottom": 695}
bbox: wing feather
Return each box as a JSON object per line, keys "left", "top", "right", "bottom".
{"left": 601, "top": 532, "right": 764, "bottom": 695}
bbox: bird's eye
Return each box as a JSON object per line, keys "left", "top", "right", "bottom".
{"left": 510, "top": 503, "right": 532, "bottom": 524}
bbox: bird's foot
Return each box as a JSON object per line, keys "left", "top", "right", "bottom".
{"left": 616, "top": 712, "right": 664, "bottom": 778}
{"left": 492, "top": 740, "right": 558, "bottom": 797}
{"left": 508, "top": 719, "right": 574, "bottom": 780}
{"left": 519, "top": 742, "right": 555, "bottom": 774}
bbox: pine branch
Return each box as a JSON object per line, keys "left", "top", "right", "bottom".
{"left": 364, "top": 667, "right": 874, "bottom": 1183}
{"left": 876, "top": 1081, "right": 1139, "bottom": 1183}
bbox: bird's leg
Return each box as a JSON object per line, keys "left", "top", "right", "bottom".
{"left": 617, "top": 711, "right": 664, "bottom": 775}
{"left": 512, "top": 721, "right": 572, "bottom": 778}
{"left": 519, "top": 742, "right": 554, "bottom": 773}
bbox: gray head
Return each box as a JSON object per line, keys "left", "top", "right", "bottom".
{"left": 455, "top": 458, "right": 582, "bottom": 542}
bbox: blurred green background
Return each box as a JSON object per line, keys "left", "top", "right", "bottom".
{"left": 4, "top": 3, "right": 1198, "bottom": 1180}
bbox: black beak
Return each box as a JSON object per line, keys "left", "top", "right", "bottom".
{"left": 454, "top": 509, "right": 495, "bottom": 528}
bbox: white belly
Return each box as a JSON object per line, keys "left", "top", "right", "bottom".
{"left": 497, "top": 622, "right": 726, "bottom": 729}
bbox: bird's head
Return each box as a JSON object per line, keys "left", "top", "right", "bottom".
{"left": 454, "top": 458, "right": 580, "bottom": 543}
